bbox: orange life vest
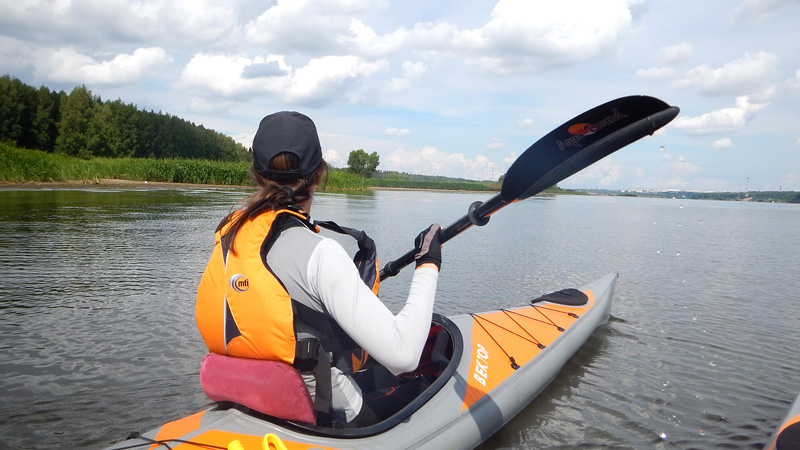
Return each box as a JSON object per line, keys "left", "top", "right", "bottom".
{"left": 195, "top": 208, "right": 380, "bottom": 365}
{"left": 195, "top": 208, "right": 309, "bottom": 363}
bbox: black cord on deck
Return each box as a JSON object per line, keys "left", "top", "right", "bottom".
{"left": 472, "top": 314, "right": 524, "bottom": 370}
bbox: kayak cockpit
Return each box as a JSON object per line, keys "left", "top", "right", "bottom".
{"left": 208, "top": 313, "right": 463, "bottom": 438}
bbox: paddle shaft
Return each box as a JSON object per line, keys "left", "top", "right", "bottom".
{"left": 379, "top": 194, "right": 508, "bottom": 280}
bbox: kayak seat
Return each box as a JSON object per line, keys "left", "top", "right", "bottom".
{"left": 352, "top": 325, "right": 453, "bottom": 426}
{"left": 199, "top": 352, "right": 316, "bottom": 425}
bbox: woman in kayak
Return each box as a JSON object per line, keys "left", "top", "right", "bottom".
{"left": 195, "top": 111, "right": 442, "bottom": 427}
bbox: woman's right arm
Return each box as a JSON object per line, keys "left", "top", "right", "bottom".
{"left": 308, "top": 238, "right": 438, "bottom": 375}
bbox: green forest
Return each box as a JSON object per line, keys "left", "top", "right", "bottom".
{"left": 0, "top": 75, "right": 250, "bottom": 162}
{"left": 0, "top": 75, "right": 500, "bottom": 192}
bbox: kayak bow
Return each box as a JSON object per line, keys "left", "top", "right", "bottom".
{"left": 766, "top": 390, "right": 800, "bottom": 450}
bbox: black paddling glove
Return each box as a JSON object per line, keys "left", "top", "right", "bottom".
{"left": 414, "top": 224, "right": 442, "bottom": 270}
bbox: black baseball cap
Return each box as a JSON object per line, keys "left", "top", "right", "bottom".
{"left": 252, "top": 111, "right": 323, "bottom": 182}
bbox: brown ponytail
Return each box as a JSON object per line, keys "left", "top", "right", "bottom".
{"left": 218, "top": 154, "right": 328, "bottom": 253}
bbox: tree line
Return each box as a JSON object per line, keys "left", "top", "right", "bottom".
{"left": 0, "top": 75, "right": 250, "bottom": 161}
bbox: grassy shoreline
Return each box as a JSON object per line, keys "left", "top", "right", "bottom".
{"left": 1, "top": 144, "right": 501, "bottom": 193}
{"left": 0, "top": 178, "right": 250, "bottom": 189}
{"left": 0, "top": 144, "right": 372, "bottom": 191}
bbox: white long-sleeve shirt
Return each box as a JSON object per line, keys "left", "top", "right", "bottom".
{"left": 268, "top": 226, "right": 438, "bottom": 422}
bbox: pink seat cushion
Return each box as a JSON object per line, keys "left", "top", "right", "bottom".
{"left": 199, "top": 353, "right": 316, "bottom": 425}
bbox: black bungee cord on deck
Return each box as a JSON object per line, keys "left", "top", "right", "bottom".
{"left": 470, "top": 313, "right": 529, "bottom": 370}
{"left": 470, "top": 304, "right": 583, "bottom": 371}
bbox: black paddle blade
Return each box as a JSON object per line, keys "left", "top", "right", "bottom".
{"left": 531, "top": 288, "right": 588, "bottom": 306}
{"left": 501, "top": 96, "right": 679, "bottom": 202}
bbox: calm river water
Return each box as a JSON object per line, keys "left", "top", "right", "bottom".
{"left": 1, "top": 186, "right": 798, "bottom": 449}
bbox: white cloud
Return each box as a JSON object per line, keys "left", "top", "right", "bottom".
{"left": 287, "top": 56, "right": 386, "bottom": 105}
{"left": 324, "top": 149, "right": 345, "bottom": 168}
{"left": 565, "top": 152, "right": 704, "bottom": 190}
{"left": 659, "top": 42, "right": 695, "bottom": 64}
{"left": 460, "top": 0, "right": 638, "bottom": 74}
{"left": 244, "top": 0, "right": 367, "bottom": 55}
{"left": 675, "top": 52, "right": 778, "bottom": 95}
{"left": 562, "top": 159, "right": 624, "bottom": 188}
{"left": 672, "top": 96, "right": 768, "bottom": 134}
{"left": 179, "top": 53, "right": 385, "bottom": 106}
{"left": 349, "top": 18, "right": 407, "bottom": 57}
{"left": 405, "top": 22, "right": 461, "bottom": 52}
{"left": 788, "top": 70, "right": 800, "bottom": 93}
{"left": 629, "top": 156, "right": 704, "bottom": 190}
{"left": 384, "top": 61, "right": 426, "bottom": 92}
{"left": 0, "top": 36, "right": 34, "bottom": 74}
{"left": 503, "top": 153, "right": 517, "bottom": 166}
{"left": 179, "top": 53, "right": 268, "bottom": 97}
{"left": 2, "top": 0, "right": 238, "bottom": 46}
{"left": 34, "top": 46, "right": 173, "bottom": 85}
{"left": 666, "top": 156, "right": 702, "bottom": 174}
{"left": 383, "top": 146, "right": 503, "bottom": 180}
{"left": 639, "top": 51, "right": 779, "bottom": 96}
{"left": 385, "top": 128, "right": 411, "bottom": 136}
{"left": 10, "top": 1, "right": 665, "bottom": 112}
{"left": 232, "top": 131, "right": 255, "bottom": 149}
{"left": 712, "top": 138, "right": 733, "bottom": 149}
{"left": 517, "top": 118, "right": 534, "bottom": 128}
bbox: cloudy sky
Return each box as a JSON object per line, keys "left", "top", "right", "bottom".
{"left": 2, "top": 0, "right": 799, "bottom": 191}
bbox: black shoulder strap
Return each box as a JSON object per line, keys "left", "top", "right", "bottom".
{"left": 315, "top": 220, "right": 378, "bottom": 292}
{"left": 259, "top": 209, "right": 316, "bottom": 264}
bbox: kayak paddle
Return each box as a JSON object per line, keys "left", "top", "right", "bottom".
{"left": 379, "top": 95, "right": 679, "bottom": 280}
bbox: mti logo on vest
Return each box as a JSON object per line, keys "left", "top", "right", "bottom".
{"left": 229, "top": 274, "right": 249, "bottom": 293}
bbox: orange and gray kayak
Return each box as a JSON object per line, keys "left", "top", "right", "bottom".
{"left": 104, "top": 273, "right": 617, "bottom": 450}
{"left": 766, "top": 391, "right": 800, "bottom": 450}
